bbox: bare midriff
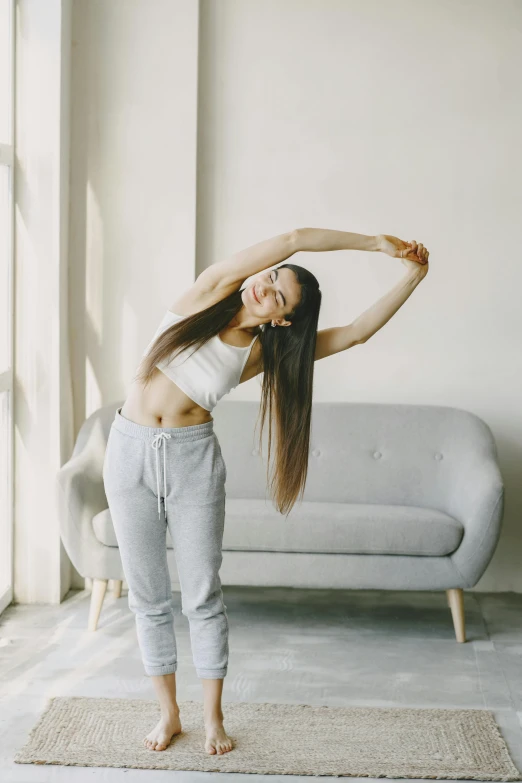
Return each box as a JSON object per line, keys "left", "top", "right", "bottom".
{"left": 120, "top": 320, "right": 262, "bottom": 428}
{"left": 120, "top": 367, "right": 214, "bottom": 428}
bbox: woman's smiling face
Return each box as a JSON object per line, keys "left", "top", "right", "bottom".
{"left": 242, "top": 267, "right": 301, "bottom": 326}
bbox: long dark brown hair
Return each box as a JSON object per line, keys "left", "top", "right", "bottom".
{"left": 135, "top": 263, "right": 322, "bottom": 516}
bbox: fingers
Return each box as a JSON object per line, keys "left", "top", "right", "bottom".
{"left": 401, "top": 240, "right": 417, "bottom": 259}
{"left": 417, "top": 243, "right": 429, "bottom": 263}
{"left": 410, "top": 240, "right": 429, "bottom": 264}
{"left": 401, "top": 239, "right": 429, "bottom": 264}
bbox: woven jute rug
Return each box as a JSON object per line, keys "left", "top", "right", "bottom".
{"left": 14, "top": 696, "right": 521, "bottom": 780}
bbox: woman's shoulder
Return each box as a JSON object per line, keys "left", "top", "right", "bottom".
{"left": 169, "top": 284, "right": 235, "bottom": 318}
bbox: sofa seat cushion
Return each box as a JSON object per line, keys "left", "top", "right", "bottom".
{"left": 93, "top": 501, "right": 463, "bottom": 557}
{"left": 222, "top": 500, "right": 463, "bottom": 556}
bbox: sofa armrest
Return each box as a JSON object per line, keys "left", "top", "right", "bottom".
{"left": 56, "top": 450, "right": 111, "bottom": 578}
{"left": 445, "top": 458, "right": 504, "bottom": 587}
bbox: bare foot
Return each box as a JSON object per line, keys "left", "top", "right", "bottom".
{"left": 204, "top": 714, "right": 233, "bottom": 755}
{"left": 144, "top": 712, "right": 182, "bottom": 751}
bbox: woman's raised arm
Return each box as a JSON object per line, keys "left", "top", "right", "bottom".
{"left": 197, "top": 231, "right": 298, "bottom": 293}
{"left": 315, "top": 264, "right": 428, "bottom": 361}
{"left": 197, "top": 227, "right": 386, "bottom": 294}
{"left": 295, "top": 227, "right": 381, "bottom": 253}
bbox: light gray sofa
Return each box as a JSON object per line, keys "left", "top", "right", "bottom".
{"left": 57, "top": 400, "right": 505, "bottom": 641}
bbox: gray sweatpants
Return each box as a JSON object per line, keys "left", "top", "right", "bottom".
{"left": 102, "top": 407, "right": 229, "bottom": 679}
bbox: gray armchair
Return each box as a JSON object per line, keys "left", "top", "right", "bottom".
{"left": 57, "top": 400, "right": 504, "bottom": 640}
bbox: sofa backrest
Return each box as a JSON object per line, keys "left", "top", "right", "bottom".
{"left": 80, "top": 400, "right": 498, "bottom": 510}
{"left": 212, "top": 401, "right": 499, "bottom": 508}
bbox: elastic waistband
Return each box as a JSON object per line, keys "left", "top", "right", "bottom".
{"left": 113, "top": 407, "right": 214, "bottom": 443}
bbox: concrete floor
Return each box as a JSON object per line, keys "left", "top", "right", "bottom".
{"left": 1, "top": 586, "right": 522, "bottom": 782}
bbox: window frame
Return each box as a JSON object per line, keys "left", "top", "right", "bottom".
{"left": 0, "top": 0, "right": 15, "bottom": 616}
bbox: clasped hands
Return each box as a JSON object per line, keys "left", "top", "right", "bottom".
{"left": 378, "top": 234, "right": 430, "bottom": 276}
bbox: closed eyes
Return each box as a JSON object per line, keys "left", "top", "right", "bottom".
{"left": 270, "top": 270, "right": 286, "bottom": 307}
{"left": 270, "top": 273, "right": 278, "bottom": 304}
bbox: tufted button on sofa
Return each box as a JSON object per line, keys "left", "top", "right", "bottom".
{"left": 57, "top": 400, "right": 504, "bottom": 639}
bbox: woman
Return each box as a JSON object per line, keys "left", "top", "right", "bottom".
{"left": 102, "top": 227, "right": 429, "bottom": 755}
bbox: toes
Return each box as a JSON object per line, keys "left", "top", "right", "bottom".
{"left": 206, "top": 734, "right": 233, "bottom": 755}
{"left": 145, "top": 729, "right": 174, "bottom": 751}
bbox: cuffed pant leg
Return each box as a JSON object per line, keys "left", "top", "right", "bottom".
{"left": 168, "top": 494, "right": 229, "bottom": 680}
{"left": 103, "top": 431, "right": 177, "bottom": 677}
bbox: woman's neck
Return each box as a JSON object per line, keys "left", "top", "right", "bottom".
{"left": 228, "top": 306, "right": 263, "bottom": 334}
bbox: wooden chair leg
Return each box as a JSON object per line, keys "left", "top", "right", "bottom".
{"left": 112, "top": 579, "right": 123, "bottom": 599}
{"left": 88, "top": 578, "right": 108, "bottom": 632}
{"left": 446, "top": 588, "right": 466, "bottom": 643}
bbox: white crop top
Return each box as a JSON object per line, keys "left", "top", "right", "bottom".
{"left": 141, "top": 310, "right": 259, "bottom": 412}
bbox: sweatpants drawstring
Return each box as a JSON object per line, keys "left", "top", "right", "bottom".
{"left": 151, "top": 432, "right": 172, "bottom": 520}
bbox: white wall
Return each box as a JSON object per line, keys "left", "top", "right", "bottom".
{"left": 67, "top": 0, "right": 521, "bottom": 592}
{"left": 69, "top": 0, "right": 199, "bottom": 436}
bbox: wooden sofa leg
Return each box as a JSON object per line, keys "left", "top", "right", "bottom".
{"left": 88, "top": 579, "right": 108, "bottom": 632}
{"left": 446, "top": 588, "right": 466, "bottom": 643}
{"left": 112, "top": 580, "right": 123, "bottom": 599}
